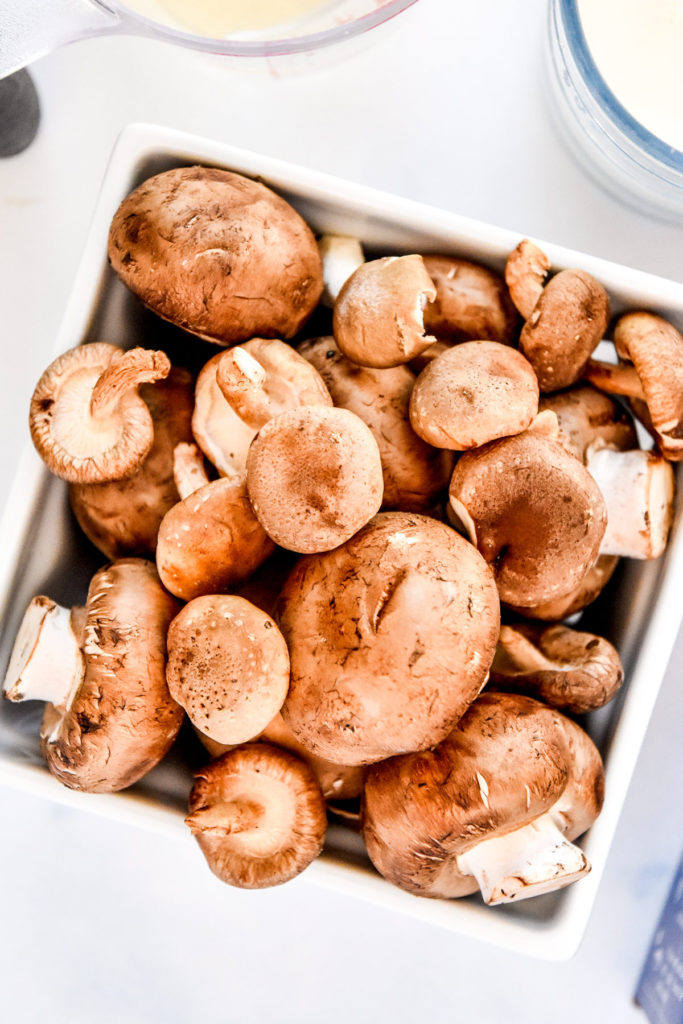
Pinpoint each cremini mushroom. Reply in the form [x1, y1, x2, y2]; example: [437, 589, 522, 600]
[490, 622, 623, 713]
[505, 555, 620, 622]
[192, 352, 257, 480]
[333, 255, 437, 368]
[2, 559, 183, 792]
[505, 240, 609, 391]
[299, 336, 452, 512]
[108, 166, 323, 346]
[155, 443, 275, 601]
[362, 692, 604, 904]
[449, 425, 607, 606]
[409, 341, 539, 450]
[422, 255, 518, 344]
[166, 595, 290, 746]
[69, 367, 194, 559]
[246, 406, 384, 553]
[317, 234, 365, 306]
[186, 743, 327, 888]
[277, 512, 500, 766]
[30, 343, 170, 484]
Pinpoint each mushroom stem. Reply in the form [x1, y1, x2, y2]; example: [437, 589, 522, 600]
[184, 799, 264, 837]
[586, 445, 675, 559]
[456, 812, 589, 905]
[216, 348, 270, 429]
[173, 442, 211, 499]
[583, 359, 646, 401]
[493, 625, 563, 675]
[2, 597, 84, 708]
[317, 234, 365, 306]
[89, 348, 171, 418]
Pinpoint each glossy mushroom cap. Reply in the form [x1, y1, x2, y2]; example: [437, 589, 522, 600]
[277, 512, 500, 766]
[422, 255, 518, 344]
[186, 743, 327, 888]
[362, 692, 604, 904]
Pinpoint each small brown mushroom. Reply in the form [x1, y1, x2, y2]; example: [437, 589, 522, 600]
[422, 255, 518, 344]
[192, 352, 257, 480]
[362, 692, 604, 904]
[30, 343, 170, 484]
[186, 743, 327, 888]
[504, 554, 620, 622]
[2, 559, 183, 792]
[166, 595, 290, 746]
[490, 622, 623, 712]
[333, 255, 437, 368]
[409, 341, 539, 450]
[246, 406, 384, 553]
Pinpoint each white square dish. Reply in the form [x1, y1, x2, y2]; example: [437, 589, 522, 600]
[1, 122, 682, 960]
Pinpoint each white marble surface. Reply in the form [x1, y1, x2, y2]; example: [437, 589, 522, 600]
[1, 1, 682, 1021]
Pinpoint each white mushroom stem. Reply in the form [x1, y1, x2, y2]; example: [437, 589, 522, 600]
[217, 348, 271, 429]
[3, 597, 84, 708]
[173, 442, 212, 499]
[587, 445, 675, 558]
[456, 812, 590, 905]
[89, 347, 171, 418]
[318, 234, 364, 306]
[185, 799, 263, 837]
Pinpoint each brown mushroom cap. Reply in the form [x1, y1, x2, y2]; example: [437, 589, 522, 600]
[30, 343, 170, 484]
[409, 341, 539, 450]
[505, 239, 550, 320]
[108, 166, 323, 346]
[449, 430, 607, 606]
[246, 405, 384, 554]
[362, 692, 604, 903]
[260, 713, 366, 801]
[490, 622, 624, 713]
[299, 336, 453, 512]
[186, 743, 327, 888]
[422, 255, 518, 344]
[539, 385, 637, 461]
[277, 512, 500, 766]
[166, 595, 290, 745]
[333, 255, 437, 368]
[69, 367, 195, 559]
[505, 554, 619, 621]
[192, 352, 257, 480]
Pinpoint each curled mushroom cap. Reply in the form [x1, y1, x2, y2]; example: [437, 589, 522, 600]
[490, 622, 623, 713]
[299, 337, 452, 512]
[166, 595, 290, 746]
[278, 512, 500, 766]
[30, 343, 170, 484]
[422, 255, 518, 344]
[362, 692, 604, 904]
[246, 406, 384, 554]
[192, 353, 257, 480]
[186, 743, 327, 889]
[333, 255, 437, 368]
[108, 166, 323, 346]
[449, 429, 607, 606]
[505, 554, 620, 622]
[409, 341, 539, 451]
[3, 559, 183, 792]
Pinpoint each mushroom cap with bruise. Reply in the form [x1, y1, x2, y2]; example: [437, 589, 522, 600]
[192, 353, 257, 480]
[277, 512, 500, 766]
[246, 406, 384, 554]
[539, 385, 637, 462]
[166, 595, 290, 745]
[108, 166, 323, 346]
[449, 430, 607, 607]
[520, 270, 609, 392]
[333, 255, 437, 368]
[186, 743, 327, 889]
[505, 554, 619, 622]
[299, 337, 453, 512]
[422, 255, 518, 344]
[361, 692, 604, 899]
[410, 342, 539, 451]
[41, 559, 183, 793]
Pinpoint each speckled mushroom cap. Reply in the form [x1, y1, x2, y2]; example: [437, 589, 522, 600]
[299, 337, 452, 512]
[333, 255, 437, 368]
[192, 353, 257, 480]
[277, 512, 500, 766]
[504, 554, 619, 622]
[421, 255, 518, 344]
[246, 405, 384, 554]
[539, 385, 637, 461]
[30, 343, 170, 484]
[490, 622, 624, 713]
[362, 692, 604, 903]
[166, 595, 290, 746]
[449, 430, 607, 607]
[186, 743, 327, 889]
[409, 341, 539, 450]
[108, 166, 323, 346]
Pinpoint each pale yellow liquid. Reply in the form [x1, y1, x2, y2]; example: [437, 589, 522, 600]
[125, 0, 327, 35]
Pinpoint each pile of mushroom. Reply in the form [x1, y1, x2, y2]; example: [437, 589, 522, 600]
[5, 165, 680, 903]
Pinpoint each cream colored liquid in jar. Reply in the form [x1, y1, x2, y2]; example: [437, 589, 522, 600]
[125, 0, 327, 35]
[578, 0, 683, 152]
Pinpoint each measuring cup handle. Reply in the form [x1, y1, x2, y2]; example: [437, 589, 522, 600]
[0, 0, 123, 80]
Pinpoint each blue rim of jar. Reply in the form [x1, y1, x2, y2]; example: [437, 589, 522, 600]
[559, 0, 683, 175]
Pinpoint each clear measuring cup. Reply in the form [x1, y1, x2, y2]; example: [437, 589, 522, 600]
[1, 0, 419, 79]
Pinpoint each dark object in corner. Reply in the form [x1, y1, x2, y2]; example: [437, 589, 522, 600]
[0, 69, 40, 157]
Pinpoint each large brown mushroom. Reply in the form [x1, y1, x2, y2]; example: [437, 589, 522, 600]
[2, 559, 183, 792]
